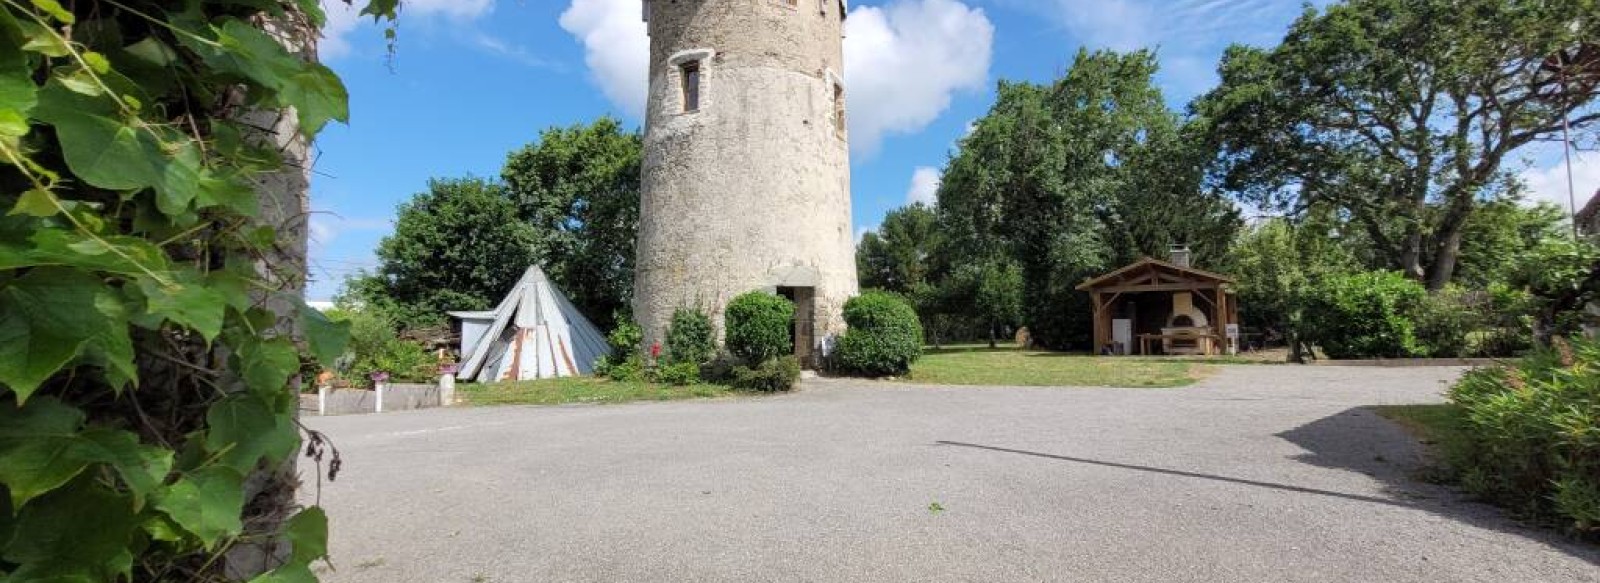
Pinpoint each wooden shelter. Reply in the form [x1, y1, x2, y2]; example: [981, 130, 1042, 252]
[1076, 256, 1239, 356]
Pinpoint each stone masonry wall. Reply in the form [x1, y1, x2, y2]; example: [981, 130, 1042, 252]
[635, 0, 857, 355]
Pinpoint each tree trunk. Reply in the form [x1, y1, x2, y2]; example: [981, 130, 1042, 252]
[222, 14, 316, 581]
[988, 322, 997, 349]
[1426, 227, 1463, 291]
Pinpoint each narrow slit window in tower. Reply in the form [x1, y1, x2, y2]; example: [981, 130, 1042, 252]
[681, 61, 701, 112]
[832, 83, 846, 136]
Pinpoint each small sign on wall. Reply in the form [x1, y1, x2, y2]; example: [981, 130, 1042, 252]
[1225, 324, 1240, 339]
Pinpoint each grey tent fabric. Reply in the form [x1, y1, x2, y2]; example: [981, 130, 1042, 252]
[452, 266, 608, 382]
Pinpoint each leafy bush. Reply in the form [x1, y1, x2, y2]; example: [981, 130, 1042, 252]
[1447, 338, 1600, 534]
[606, 319, 644, 361]
[655, 361, 702, 386]
[836, 291, 925, 376]
[1413, 286, 1485, 358]
[1305, 271, 1427, 359]
[665, 307, 716, 365]
[725, 292, 794, 364]
[330, 306, 435, 385]
[731, 356, 802, 392]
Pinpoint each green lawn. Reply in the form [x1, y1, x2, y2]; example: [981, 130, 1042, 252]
[457, 376, 734, 407]
[905, 345, 1216, 388]
[1370, 404, 1472, 461]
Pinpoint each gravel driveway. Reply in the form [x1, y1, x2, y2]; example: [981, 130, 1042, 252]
[301, 366, 1600, 583]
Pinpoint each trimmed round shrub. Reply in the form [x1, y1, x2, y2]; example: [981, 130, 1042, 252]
[731, 355, 801, 392]
[665, 307, 716, 365]
[724, 291, 794, 364]
[836, 291, 924, 376]
[1305, 271, 1427, 359]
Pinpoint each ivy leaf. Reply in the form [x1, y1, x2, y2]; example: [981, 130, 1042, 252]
[196, 170, 258, 216]
[284, 506, 329, 564]
[0, 11, 37, 141]
[298, 301, 349, 366]
[3, 478, 139, 583]
[0, 397, 92, 508]
[137, 271, 228, 342]
[16, 20, 69, 57]
[28, 0, 75, 25]
[0, 227, 172, 277]
[79, 428, 172, 511]
[155, 466, 244, 548]
[9, 189, 56, 217]
[248, 563, 317, 583]
[33, 80, 158, 191]
[0, 268, 131, 402]
[123, 37, 177, 66]
[204, 394, 298, 472]
[279, 64, 348, 136]
[236, 337, 301, 394]
[152, 137, 202, 217]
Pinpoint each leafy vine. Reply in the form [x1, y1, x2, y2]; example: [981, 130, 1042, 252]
[0, 1, 395, 581]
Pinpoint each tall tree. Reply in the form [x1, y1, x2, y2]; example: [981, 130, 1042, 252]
[939, 49, 1228, 348]
[1196, 0, 1600, 289]
[354, 178, 540, 328]
[502, 117, 642, 329]
[857, 203, 941, 294]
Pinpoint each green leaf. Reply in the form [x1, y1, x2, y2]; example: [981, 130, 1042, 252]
[152, 137, 202, 217]
[80, 51, 110, 74]
[0, 397, 91, 508]
[0, 227, 172, 277]
[79, 428, 172, 511]
[33, 80, 157, 191]
[17, 21, 68, 58]
[0, 13, 37, 141]
[137, 272, 228, 341]
[9, 189, 56, 217]
[196, 170, 258, 216]
[237, 337, 301, 394]
[204, 394, 298, 472]
[3, 478, 138, 582]
[284, 506, 329, 564]
[123, 37, 176, 66]
[28, 0, 75, 25]
[0, 268, 129, 402]
[298, 301, 350, 366]
[155, 466, 244, 547]
[280, 64, 348, 136]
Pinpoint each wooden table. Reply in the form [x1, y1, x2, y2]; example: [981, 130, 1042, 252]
[1138, 332, 1221, 356]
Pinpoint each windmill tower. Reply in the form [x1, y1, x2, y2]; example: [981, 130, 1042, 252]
[634, 0, 857, 365]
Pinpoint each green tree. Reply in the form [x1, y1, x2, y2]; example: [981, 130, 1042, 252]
[1196, 0, 1600, 289]
[353, 177, 540, 328]
[940, 49, 1227, 348]
[1510, 237, 1600, 344]
[502, 117, 642, 329]
[1227, 214, 1360, 362]
[857, 203, 941, 294]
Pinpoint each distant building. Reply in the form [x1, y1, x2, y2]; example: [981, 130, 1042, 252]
[1577, 189, 1600, 237]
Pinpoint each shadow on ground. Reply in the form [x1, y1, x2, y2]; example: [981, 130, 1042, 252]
[1278, 408, 1600, 565]
[938, 408, 1600, 567]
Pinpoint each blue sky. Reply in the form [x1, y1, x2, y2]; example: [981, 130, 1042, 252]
[305, 0, 1592, 301]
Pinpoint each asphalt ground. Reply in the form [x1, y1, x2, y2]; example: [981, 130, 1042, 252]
[301, 366, 1600, 583]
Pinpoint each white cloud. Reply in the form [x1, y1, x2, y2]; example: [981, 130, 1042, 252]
[1519, 151, 1600, 211]
[559, 0, 650, 119]
[319, 0, 496, 60]
[905, 166, 941, 206]
[308, 212, 392, 256]
[558, 0, 992, 147]
[844, 0, 994, 155]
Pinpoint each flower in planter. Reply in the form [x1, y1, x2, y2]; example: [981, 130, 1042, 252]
[370, 371, 390, 384]
[650, 341, 662, 360]
[439, 362, 460, 374]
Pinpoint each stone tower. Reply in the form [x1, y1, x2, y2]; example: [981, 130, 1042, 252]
[634, 0, 857, 364]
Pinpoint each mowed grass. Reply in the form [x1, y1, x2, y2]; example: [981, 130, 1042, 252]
[1370, 404, 1472, 461]
[906, 345, 1215, 388]
[457, 376, 734, 407]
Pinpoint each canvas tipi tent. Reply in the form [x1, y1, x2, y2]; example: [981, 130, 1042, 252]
[451, 266, 608, 382]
